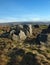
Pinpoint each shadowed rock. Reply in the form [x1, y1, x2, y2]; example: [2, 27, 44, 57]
[24, 36, 41, 45]
[41, 29, 47, 34]
[41, 25, 50, 34]
[34, 25, 39, 28]
[47, 25, 50, 33]
[0, 32, 10, 38]
[39, 34, 47, 43]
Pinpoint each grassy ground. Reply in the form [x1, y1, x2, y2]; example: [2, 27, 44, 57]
[0, 38, 50, 65]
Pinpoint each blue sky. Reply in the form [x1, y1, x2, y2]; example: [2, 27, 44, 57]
[0, 0, 50, 22]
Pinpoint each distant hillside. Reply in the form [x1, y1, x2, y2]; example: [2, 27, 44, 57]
[0, 21, 50, 26]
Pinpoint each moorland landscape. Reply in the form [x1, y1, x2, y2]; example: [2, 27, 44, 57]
[0, 22, 50, 65]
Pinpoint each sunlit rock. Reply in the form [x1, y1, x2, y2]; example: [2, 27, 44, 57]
[19, 30, 26, 41]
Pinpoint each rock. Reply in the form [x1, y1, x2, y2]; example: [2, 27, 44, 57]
[12, 34, 19, 42]
[10, 30, 15, 36]
[28, 24, 32, 36]
[19, 25, 23, 29]
[19, 30, 26, 41]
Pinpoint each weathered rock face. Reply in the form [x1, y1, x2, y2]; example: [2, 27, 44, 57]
[28, 24, 32, 36]
[12, 34, 19, 42]
[19, 30, 26, 41]
[18, 25, 23, 29]
[10, 24, 33, 41]
[23, 25, 29, 36]
[22, 24, 33, 37]
[10, 25, 27, 41]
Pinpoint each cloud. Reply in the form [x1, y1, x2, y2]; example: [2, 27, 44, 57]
[0, 17, 50, 23]
[0, 18, 18, 23]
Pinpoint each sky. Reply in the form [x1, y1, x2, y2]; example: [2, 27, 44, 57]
[0, 0, 50, 23]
